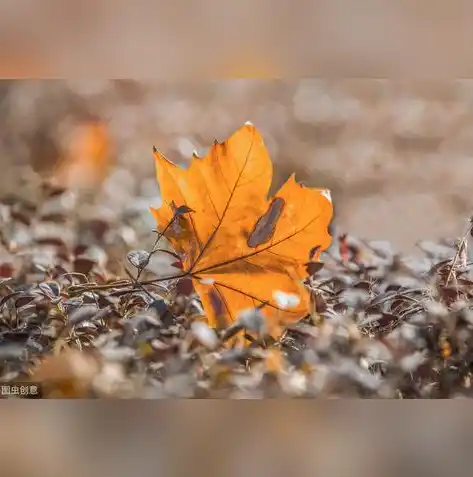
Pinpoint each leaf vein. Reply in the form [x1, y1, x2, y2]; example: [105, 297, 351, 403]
[194, 212, 322, 275]
[188, 129, 256, 273]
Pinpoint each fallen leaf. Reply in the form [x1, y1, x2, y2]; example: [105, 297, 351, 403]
[53, 121, 113, 191]
[31, 348, 100, 398]
[127, 250, 150, 269]
[151, 123, 332, 337]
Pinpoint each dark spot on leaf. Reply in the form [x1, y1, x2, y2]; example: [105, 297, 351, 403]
[208, 289, 224, 318]
[208, 289, 228, 329]
[247, 197, 285, 248]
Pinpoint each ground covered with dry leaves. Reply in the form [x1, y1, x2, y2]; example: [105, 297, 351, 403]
[1, 178, 473, 399]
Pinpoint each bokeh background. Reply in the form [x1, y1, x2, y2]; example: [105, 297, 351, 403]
[2, 79, 473, 251]
[2, 402, 473, 477]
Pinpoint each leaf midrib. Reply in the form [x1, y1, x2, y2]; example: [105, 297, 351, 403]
[188, 130, 256, 273]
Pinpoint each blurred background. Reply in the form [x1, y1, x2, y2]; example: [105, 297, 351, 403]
[2, 79, 473, 251]
[2, 402, 473, 477]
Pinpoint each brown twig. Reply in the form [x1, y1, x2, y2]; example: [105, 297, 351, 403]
[445, 221, 473, 287]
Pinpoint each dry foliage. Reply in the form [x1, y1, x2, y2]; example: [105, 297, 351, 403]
[0, 124, 473, 398]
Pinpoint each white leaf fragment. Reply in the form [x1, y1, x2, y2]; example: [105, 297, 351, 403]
[320, 189, 332, 203]
[273, 290, 301, 309]
[190, 321, 219, 349]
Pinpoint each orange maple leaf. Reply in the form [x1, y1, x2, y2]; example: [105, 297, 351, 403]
[53, 121, 113, 191]
[151, 123, 333, 337]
